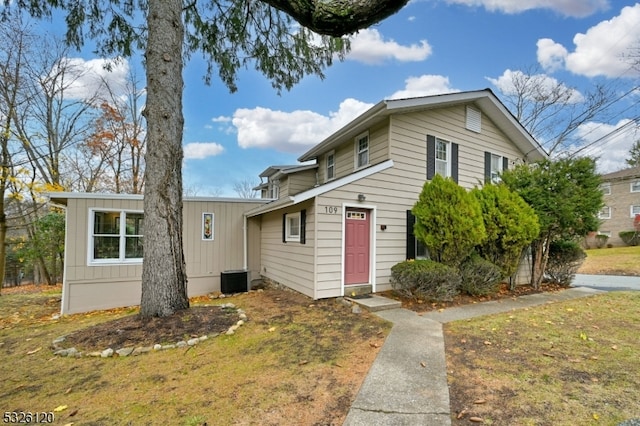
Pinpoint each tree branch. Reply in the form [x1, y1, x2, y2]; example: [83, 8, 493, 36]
[261, 0, 409, 36]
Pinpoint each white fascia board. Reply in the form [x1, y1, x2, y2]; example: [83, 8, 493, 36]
[46, 192, 269, 204]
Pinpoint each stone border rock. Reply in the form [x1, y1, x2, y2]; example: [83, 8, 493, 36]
[52, 302, 247, 358]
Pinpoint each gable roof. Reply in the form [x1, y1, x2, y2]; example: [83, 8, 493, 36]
[601, 166, 640, 181]
[257, 164, 318, 178]
[298, 89, 547, 163]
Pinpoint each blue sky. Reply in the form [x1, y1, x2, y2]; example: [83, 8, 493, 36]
[37, 1, 640, 196]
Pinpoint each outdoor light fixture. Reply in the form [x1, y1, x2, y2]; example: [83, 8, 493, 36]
[357, 193, 366, 202]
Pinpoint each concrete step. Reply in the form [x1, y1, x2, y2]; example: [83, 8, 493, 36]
[346, 294, 402, 312]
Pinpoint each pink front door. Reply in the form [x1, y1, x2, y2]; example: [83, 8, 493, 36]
[345, 208, 370, 285]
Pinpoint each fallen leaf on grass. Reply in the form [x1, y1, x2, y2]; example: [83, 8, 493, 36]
[420, 361, 426, 368]
[611, 345, 618, 350]
[298, 360, 308, 366]
[53, 405, 68, 412]
[469, 416, 484, 423]
[542, 352, 555, 358]
[268, 327, 276, 332]
[65, 388, 72, 394]
[483, 341, 492, 345]
[26, 347, 42, 355]
[369, 342, 380, 348]
[456, 409, 468, 419]
[473, 399, 486, 404]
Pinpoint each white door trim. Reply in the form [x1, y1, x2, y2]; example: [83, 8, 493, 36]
[341, 202, 377, 296]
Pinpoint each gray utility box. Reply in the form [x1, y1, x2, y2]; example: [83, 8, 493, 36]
[221, 270, 248, 294]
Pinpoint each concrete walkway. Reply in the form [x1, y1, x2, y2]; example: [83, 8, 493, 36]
[343, 286, 609, 425]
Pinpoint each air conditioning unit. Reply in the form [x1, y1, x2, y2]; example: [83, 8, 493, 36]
[221, 270, 248, 294]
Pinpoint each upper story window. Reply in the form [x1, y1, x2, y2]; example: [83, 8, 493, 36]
[631, 205, 640, 218]
[355, 132, 369, 169]
[631, 181, 640, 193]
[427, 135, 459, 183]
[326, 151, 335, 181]
[598, 206, 611, 219]
[600, 183, 611, 195]
[268, 180, 280, 199]
[90, 209, 143, 264]
[435, 138, 450, 177]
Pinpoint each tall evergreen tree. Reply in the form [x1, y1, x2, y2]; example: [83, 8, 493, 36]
[626, 139, 640, 167]
[3, 0, 409, 316]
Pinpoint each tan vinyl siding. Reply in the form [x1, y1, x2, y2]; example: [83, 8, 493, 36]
[288, 169, 317, 195]
[61, 197, 263, 314]
[389, 105, 524, 189]
[277, 177, 289, 198]
[259, 200, 316, 298]
[321, 121, 391, 183]
[315, 167, 424, 297]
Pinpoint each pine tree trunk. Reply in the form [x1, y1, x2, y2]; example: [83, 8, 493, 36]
[140, 0, 189, 318]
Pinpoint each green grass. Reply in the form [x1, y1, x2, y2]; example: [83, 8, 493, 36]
[579, 245, 640, 275]
[445, 291, 640, 425]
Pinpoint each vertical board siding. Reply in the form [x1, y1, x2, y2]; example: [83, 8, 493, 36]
[62, 197, 264, 313]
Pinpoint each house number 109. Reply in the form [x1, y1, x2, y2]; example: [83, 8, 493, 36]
[324, 206, 339, 214]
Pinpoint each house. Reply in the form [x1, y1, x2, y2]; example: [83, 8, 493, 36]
[50, 89, 547, 315]
[245, 89, 546, 300]
[596, 166, 640, 246]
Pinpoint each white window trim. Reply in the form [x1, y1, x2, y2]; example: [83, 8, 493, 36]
[354, 132, 370, 170]
[88, 208, 144, 266]
[285, 212, 301, 242]
[601, 183, 611, 195]
[490, 153, 504, 184]
[598, 206, 611, 219]
[631, 205, 640, 218]
[435, 137, 451, 178]
[631, 181, 640, 193]
[268, 180, 280, 199]
[326, 150, 335, 182]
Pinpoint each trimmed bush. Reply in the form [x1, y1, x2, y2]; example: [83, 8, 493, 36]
[459, 255, 503, 296]
[545, 240, 586, 287]
[390, 259, 460, 302]
[619, 231, 639, 246]
[412, 174, 486, 268]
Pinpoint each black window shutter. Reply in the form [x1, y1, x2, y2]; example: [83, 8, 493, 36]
[426, 135, 435, 180]
[282, 214, 286, 243]
[484, 151, 492, 184]
[503, 156, 509, 172]
[406, 210, 416, 260]
[451, 142, 459, 184]
[300, 209, 306, 245]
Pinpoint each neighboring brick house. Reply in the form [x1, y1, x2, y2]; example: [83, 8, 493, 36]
[596, 166, 640, 246]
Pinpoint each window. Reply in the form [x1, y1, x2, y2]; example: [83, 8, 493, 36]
[427, 135, 458, 183]
[90, 210, 143, 264]
[598, 206, 611, 219]
[631, 205, 640, 218]
[268, 180, 279, 199]
[355, 133, 369, 168]
[631, 181, 640, 193]
[598, 231, 611, 237]
[283, 210, 306, 244]
[435, 138, 450, 177]
[406, 210, 428, 260]
[326, 151, 335, 181]
[600, 183, 611, 195]
[484, 152, 509, 184]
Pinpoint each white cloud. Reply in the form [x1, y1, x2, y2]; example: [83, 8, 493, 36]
[50, 57, 130, 102]
[184, 142, 225, 159]
[536, 38, 568, 73]
[443, 0, 609, 18]
[347, 29, 432, 65]
[571, 119, 639, 173]
[212, 116, 231, 123]
[537, 4, 640, 78]
[232, 98, 374, 153]
[487, 69, 584, 103]
[389, 75, 459, 99]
